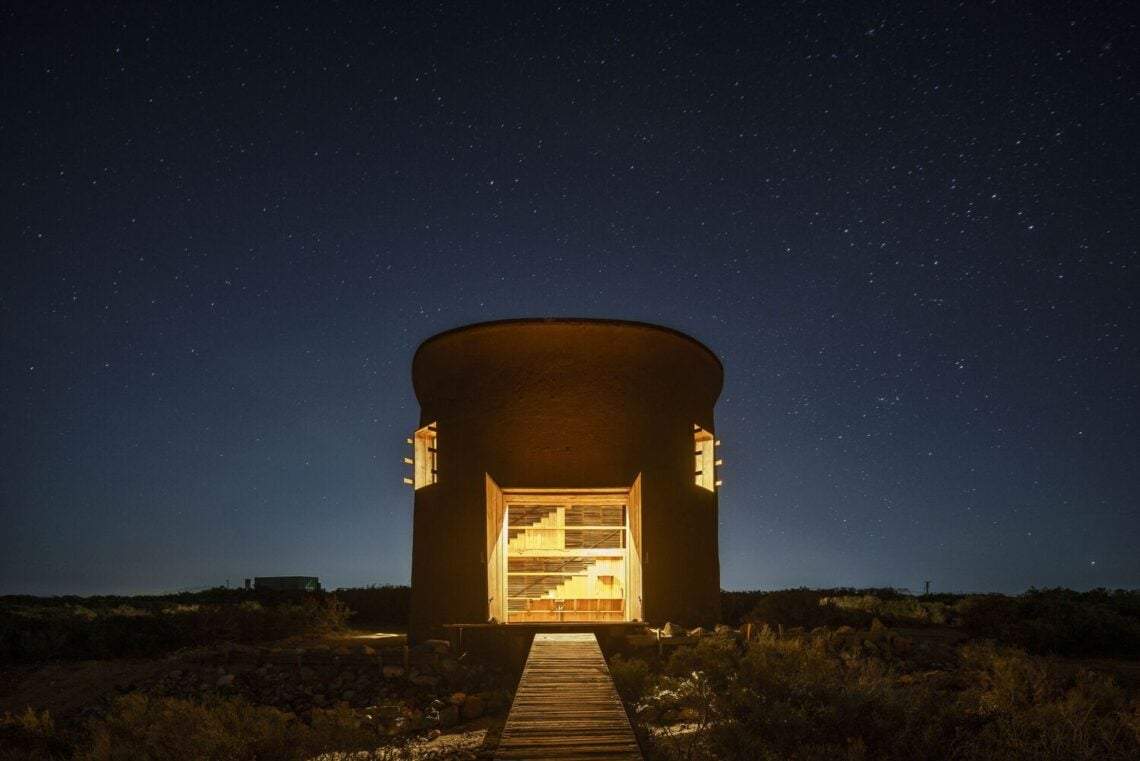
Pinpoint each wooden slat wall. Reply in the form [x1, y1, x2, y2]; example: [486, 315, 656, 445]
[495, 633, 644, 760]
[502, 493, 632, 624]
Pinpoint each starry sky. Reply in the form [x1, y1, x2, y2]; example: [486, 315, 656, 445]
[2, 2, 1137, 596]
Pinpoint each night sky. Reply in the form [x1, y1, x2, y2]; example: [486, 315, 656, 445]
[2, 2, 1137, 597]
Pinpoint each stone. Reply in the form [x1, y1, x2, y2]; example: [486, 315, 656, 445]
[439, 705, 459, 727]
[423, 638, 452, 654]
[714, 624, 736, 636]
[376, 703, 403, 720]
[460, 694, 484, 720]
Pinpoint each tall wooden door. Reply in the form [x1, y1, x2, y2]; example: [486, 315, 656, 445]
[485, 475, 506, 623]
[628, 474, 643, 622]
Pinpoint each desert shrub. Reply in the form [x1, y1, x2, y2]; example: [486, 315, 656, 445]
[721, 588, 911, 627]
[957, 642, 1140, 760]
[825, 594, 955, 625]
[609, 654, 652, 703]
[721, 587, 1140, 659]
[638, 627, 1140, 760]
[332, 585, 411, 626]
[742, 589, 870, 630]
[179, 596, 351, 643]
[958, 591, 1140, 657]
[79, 693, 407, 761]
[720, 590, 767, 627]
[0, 708, 70, 760]
[664, 635, 741, 688]
[80, 693, 303, 760]
[0, 595, 351, 662]
[306, 703, 399, 756]
[725, 634, 960, 760]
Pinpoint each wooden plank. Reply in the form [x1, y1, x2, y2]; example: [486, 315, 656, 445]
[627, 475, 642, 621]
[504, 494, 630, 505]
[509, 548, 625, 558]
[487, 475, 506, 623]
[504, 488, 630, 496]
[496, 633, 643, 760]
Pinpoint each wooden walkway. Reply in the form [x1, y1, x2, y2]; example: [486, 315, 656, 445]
[495, 633, 644, 760]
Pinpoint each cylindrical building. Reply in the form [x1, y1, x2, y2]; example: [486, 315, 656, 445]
[407, 319, 723, 642]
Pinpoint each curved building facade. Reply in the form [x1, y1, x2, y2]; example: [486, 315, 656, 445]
[407, 319, 723, 641]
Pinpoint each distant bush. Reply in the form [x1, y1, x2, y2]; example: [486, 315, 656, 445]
[721, 587, 909, 628]
[0, 583, 414, 662]
[958, 589, 1140, 658]
[0, 594, 350, 662]
[740, 589, 870, 630]
[724, 588, 1140, 658]
[332, 585, 411, 626]
[824, 594, 955, 625]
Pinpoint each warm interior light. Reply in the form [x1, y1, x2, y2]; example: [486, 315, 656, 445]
[504, 498, 628, 623]
[348, 631, 402, 640]
[694, 425, 717, 491]
[412, 423, 438, 489]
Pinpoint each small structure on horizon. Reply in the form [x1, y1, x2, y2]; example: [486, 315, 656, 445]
[253, 576, 321, 591]
[406, 318, 723, 642]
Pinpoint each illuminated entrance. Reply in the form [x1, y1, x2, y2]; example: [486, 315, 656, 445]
[485, 478, 643, 624]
